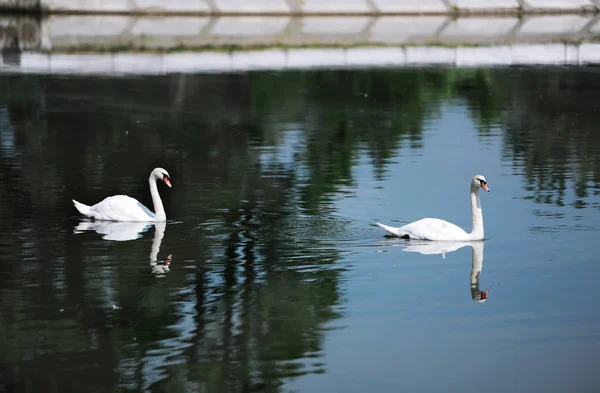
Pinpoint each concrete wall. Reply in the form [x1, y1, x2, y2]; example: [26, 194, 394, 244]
[0, 0, 599, 14]
[4, 43, 600, 75]
[29, 14, 600, 51]
[1, 14, 600, 74]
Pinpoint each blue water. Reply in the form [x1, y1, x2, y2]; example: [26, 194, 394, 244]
[290, 103, 600, 393]
[0, 68, 599, 393]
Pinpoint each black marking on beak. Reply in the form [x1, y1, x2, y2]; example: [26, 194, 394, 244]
[479, 179, 490, 191]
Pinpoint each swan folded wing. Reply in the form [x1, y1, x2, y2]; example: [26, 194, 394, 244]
[399, 218, 470, 241]
[90, 195, 155, 222]
[135, 201, 156, 220]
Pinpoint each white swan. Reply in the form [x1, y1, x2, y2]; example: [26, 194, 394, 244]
[72, 167, 172, 222]
[377, 175, 490, 241]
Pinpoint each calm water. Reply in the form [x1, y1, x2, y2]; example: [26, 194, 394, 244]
[1, 68, 599, 393]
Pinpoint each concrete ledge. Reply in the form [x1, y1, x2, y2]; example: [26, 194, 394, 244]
[3, 14, 600, 53]
[524, 0, 596, 11]
[448, 0, 521, 11]
[405, 46, 456, 64]
[1, 0, 599, 15]
[0, 13, 599, 76]
[456, 46, 512, 66]
[372, 0, 448, 13]
[5, 43, 600, 75]
[440, 18, 520, 43]
[27, 14, 600, 52]
[1, 4, 597, 75]
[516, 14, 592, 39]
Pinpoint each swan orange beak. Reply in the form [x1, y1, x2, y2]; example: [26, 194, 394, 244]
[481, 182, 490, 192]
[163, 177, 172, 188]
[481, 290, 489, 300]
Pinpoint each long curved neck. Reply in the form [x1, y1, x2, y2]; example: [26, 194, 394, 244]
[469, 187, 484, 240]
[149, 176, 166, 221]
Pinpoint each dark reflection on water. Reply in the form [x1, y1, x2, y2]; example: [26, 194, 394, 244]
[453, 69, 600, 210]
[0, 67, 599, 392]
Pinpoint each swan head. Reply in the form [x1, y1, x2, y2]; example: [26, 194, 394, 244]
[152, 167, 172, 188]
[472, 175, 490, 192]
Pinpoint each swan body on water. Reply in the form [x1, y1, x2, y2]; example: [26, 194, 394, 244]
[377, 175, 490, 241]
[72, 167, 172, 222]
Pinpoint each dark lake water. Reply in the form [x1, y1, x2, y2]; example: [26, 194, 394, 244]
[1, 67, 599, 393]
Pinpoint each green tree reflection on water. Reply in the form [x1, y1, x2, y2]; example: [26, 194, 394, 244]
[0, 67, 598, 392]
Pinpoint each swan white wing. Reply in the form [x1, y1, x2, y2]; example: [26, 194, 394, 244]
[89, 195, 155, 222]
[399, 218, 470, 241]
[378, 218, 470, 241]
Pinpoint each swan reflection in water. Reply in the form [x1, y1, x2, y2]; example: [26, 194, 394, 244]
[402, 241, 489, 303]
[148, 222, 171, 277]
[73, 220, 172, 277]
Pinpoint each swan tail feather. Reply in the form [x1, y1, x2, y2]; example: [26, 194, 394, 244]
[73, 199, 92, 217]
[376, 222, 405, 237]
